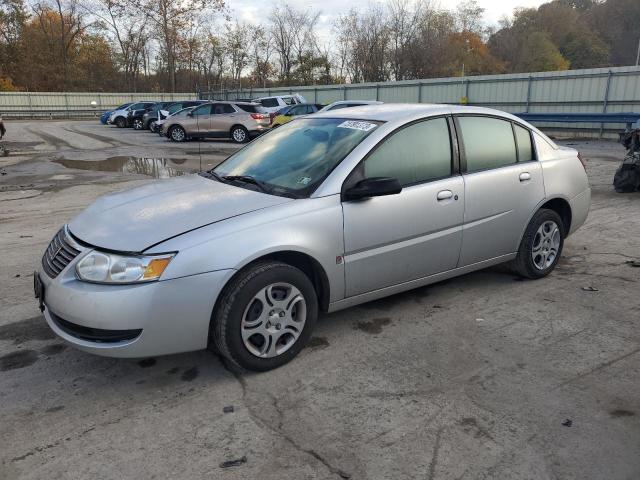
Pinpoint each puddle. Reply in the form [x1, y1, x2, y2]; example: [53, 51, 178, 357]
[53, 156, 194, 178]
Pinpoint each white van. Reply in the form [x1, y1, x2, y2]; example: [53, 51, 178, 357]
[253, 94, 307, 113]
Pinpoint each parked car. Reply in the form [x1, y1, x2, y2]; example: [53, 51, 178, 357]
[144, 100, 206, 131]
[129, 103, 163, 130]
[134, 101, 174, 130]
[100, 103, 131, 125]
[161, 101, 270, 143]
[270, 103, 324, 128]
[318, 100, 382, 112]
[253, 94, 307, 113]
[153, 106, 197, 134]
[108, 102, 156, 128]
[35, 104, 590, 371]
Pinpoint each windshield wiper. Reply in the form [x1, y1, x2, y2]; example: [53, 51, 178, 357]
[222, 175, 273, 194]
[200, 170, 224, 182]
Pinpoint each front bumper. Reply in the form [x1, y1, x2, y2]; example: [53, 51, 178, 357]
[38, 262, 234, 358]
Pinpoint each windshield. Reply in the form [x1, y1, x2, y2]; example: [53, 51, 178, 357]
[213, 118, 381, 197]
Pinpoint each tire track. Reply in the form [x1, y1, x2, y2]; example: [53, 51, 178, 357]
[64, 126, 137, 147]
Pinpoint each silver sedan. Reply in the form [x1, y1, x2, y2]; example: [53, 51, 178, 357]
[35, 104, 591, 371]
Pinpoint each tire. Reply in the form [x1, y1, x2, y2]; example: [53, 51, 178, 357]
[512, 209, 565, 279]
[133, 118, 143, 130]
[231, 125, 249, 144]
[211, 261, 318, 371]
[115, 117, 126, 128]
[169, 125, 186, 142]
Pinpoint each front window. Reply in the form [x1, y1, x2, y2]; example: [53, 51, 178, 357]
[213, 118, 381, 197]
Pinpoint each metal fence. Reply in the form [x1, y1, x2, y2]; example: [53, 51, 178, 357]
[0, 92, 197, 119]
[202, 66, 640, 137]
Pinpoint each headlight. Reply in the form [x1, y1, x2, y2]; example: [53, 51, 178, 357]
[76, 251, 175, 284]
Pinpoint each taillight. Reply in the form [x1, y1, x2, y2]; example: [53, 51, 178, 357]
[577, 152, 587, 170]
[251, 113, 268, 120]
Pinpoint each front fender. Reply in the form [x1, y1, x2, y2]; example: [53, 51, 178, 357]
[147, 195, 346, 303]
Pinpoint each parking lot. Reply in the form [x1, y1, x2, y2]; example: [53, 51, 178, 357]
[1, 120, 639, 479]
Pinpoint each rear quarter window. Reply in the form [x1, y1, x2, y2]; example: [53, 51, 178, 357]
[514, 124, 535, 162]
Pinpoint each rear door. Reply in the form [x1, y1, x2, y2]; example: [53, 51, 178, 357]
[342, 117, 464, 296]
[456, 116, 545, 266]
[209, 103, 237, 137]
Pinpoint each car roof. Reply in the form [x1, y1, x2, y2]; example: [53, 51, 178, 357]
[311, 103, 524, 123]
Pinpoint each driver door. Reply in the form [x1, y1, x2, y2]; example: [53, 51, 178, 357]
[342, 117, 464, 297]
[185, 104, 212, 135]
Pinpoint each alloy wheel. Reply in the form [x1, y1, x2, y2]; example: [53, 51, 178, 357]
[531, 220, 561, 270]
[133, 119, 143, 130]
[171, 127, 185, 142]
[232, 128, 247, 143]
[240, 282, 307, 358]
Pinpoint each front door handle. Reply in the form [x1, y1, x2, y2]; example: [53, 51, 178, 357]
[437, 190, 453, 201]
[519, 172, 531, 182]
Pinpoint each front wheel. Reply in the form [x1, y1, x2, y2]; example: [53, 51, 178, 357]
[211, 261, 318, 371]
[231, 125, 249, 144]
[512, 209, 564, 279]
[169, 125, 186, 142]
[133, 118, 143, 130]
[115, 117, 126, 128]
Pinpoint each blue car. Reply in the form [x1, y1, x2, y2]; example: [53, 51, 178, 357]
[100, 103, 132, 124]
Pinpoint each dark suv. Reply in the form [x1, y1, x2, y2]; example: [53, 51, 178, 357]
[134, 102, 175, 130]
[126, 102, 159, 129]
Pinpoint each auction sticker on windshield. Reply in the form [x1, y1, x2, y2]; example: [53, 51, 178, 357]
[337, 121, 378, 132]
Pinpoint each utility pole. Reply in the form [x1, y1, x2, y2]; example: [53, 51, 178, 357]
[636, 37, 640, 66]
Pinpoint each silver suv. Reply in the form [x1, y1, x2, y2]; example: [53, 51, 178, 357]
[36, 104, 590, 371]
[161, 101, 270, 143]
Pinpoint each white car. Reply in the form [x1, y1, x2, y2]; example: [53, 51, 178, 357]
[254, 94, 307, 113]
[318, 100, 383, 112]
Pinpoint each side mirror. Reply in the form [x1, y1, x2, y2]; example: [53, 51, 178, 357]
[187, 112, 194, 117]
[343, 177, 402, 201]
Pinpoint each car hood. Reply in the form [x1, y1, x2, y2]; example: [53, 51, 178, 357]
[69, 174, 293, 252]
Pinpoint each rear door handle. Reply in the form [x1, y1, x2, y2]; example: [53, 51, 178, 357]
[519, 172, 531, 182]
[437, 190, 453, 201]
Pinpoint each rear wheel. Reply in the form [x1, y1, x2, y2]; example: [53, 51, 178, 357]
[115, 117, 126, 128]
[231, 125, 249, 144]
[512, 209, 564, 279]
[211, 261, 318, 371]
[169, 125, 186, 142]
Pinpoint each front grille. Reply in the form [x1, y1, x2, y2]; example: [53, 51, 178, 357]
[50, 311, 142, 343]
[42, 228, 81, 278]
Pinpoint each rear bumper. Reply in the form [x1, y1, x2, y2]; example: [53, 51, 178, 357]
[568, 187, 591, 235]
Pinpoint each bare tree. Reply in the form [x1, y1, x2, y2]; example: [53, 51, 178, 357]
[85, 0, 149, 91]
[224, 20, 249, 89]
[134, 0, 224, 92]
[32, 0, 86, 89]
[388, 0, 425, 80]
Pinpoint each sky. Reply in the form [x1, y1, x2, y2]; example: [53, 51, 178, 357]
[227, 0, 549, 44]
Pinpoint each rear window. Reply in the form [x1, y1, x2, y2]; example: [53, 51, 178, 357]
[235, 104, 263, 113]
[167, 103, 184, 114]
[260, 98, 279, 108]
